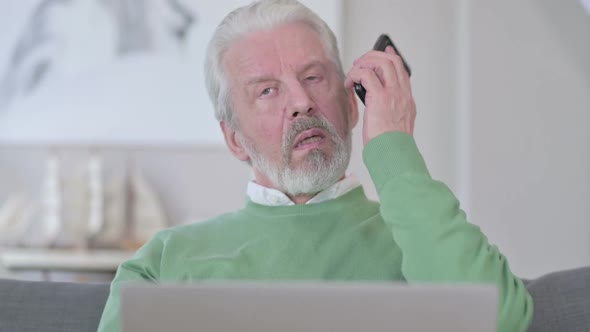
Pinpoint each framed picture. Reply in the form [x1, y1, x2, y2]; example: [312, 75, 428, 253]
[0, 0, 343, 146]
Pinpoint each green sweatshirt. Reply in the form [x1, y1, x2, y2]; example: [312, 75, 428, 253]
[97, 132, 533, 332]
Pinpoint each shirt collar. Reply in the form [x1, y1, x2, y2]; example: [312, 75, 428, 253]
[246, 174, 361, 206]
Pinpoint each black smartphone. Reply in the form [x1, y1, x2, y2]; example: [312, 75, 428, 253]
[354, 34, 411, 105]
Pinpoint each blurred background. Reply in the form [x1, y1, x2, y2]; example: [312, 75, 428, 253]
[0, 0, 588, 281]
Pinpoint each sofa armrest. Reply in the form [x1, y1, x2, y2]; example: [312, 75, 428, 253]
[0, 278, 109, 332]
[527, 266, 590, 332]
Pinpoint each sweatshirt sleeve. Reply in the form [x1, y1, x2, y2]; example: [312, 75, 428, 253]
[363, 131, 533, 332]
[96, 231, 170, 332]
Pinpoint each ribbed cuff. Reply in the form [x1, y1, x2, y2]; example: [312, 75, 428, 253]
[362, 132, 430, 192]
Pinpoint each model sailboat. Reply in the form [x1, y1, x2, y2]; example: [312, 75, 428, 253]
[0, 153, 169, 250]
[91, 162, 170, 250]
[0, 194, 32, 247]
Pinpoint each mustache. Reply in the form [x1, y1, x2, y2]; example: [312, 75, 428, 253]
[283, 116, 336, 149]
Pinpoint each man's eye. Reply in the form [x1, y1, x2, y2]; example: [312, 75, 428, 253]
[306, 76, 319, 81]
[260, 87, 275, 96]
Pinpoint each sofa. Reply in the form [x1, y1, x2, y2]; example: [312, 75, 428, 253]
[0, 267, 589, 332]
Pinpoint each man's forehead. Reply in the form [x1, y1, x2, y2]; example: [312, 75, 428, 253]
[222, 23, 331, 81]
[243, 60, 328, 85]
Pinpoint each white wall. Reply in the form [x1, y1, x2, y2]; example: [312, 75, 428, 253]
[469, 0, 590, 278]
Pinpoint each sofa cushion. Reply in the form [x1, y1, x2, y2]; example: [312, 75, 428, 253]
[0, 278, 109, 332]
[526, 266, 590, 331]
[2, 267, 590, 332]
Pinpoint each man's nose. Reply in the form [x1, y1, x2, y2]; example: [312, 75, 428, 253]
[288, 82, 315, 119]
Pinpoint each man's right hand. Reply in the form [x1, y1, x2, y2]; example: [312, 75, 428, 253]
[345, 46, 417, 146]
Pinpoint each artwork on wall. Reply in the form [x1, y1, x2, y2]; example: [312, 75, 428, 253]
[0, 0, 343, 146]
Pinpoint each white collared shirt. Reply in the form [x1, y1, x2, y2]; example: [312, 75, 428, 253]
[246, 175, 361, 206]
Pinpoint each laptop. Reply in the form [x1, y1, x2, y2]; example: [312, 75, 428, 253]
[121, 282, 497, 332]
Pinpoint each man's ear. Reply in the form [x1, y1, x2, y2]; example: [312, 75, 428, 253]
[220, 121, 250, 162]
[348, 87, 359, 129]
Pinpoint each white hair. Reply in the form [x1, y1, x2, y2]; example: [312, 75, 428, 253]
[204, 0, 343, 128]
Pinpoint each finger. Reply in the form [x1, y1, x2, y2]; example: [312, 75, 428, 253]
[344, 73, 356, 89]
[359, 48, 411, 92]
[354, 56, 400, 90]
[344, 56, 369, 88]
[384, 46, 411, 91]
[355, 47, 409, 90]
[346, 66, 385, 101]
[345, 58, 389, 88]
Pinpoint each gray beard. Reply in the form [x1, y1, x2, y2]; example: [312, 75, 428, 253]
[239, 115, 351, 196]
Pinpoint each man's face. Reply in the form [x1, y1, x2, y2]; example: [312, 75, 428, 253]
[221, 22, 358, 195]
